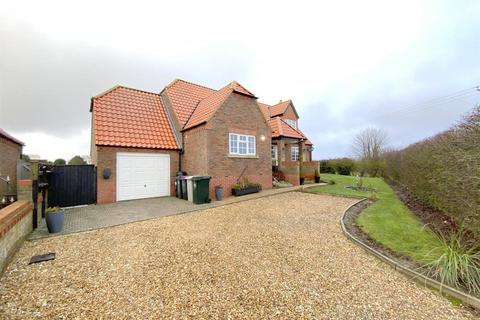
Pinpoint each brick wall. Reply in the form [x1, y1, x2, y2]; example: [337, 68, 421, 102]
[0, 136, 22, 197]
[95, 146, 180, 204]
[0, 200, 33, 274]
[182, 125, 208, 175]
[301, 161, 320, 180]
[281, 161, 300, 185]
[280, 104, 298, 122]
[199, 93, 272, 199]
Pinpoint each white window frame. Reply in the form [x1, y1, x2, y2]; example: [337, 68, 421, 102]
[229, 133, 256, 156]
[284, 118, 297, 129]
[291, 146, 299, 161]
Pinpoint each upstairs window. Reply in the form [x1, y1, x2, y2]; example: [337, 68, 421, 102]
[291, 146, 299, 161]
[284, 119, 297, 129]
[229, 133, 256, 156]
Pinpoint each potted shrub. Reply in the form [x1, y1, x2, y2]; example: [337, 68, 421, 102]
[45, 206, 65, 233]
[299, 171, 306, 185]
[314, 169, 321, 183]
[215, 185, 224, 201]
[232, 178, 262, 196]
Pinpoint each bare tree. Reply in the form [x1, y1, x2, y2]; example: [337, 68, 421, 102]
[352, 128, 388, 176]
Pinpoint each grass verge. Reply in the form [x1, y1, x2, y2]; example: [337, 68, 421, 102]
[307, 173, 443, 263]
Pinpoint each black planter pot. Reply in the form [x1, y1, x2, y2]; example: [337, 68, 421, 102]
[215, 186, 224, 201]
[315, 176, 321, 183]
[300, 178, 305, 185]
[46, 210, 65, 233]
[232, 185, 261, 196]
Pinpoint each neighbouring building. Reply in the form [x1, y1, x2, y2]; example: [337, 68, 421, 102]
[0, 129, 24, 199]
[90, 79, 318, 204]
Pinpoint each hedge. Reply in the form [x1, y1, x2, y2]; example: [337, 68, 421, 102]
[383, 106, 480, 236]
[320, 158, 355, 176]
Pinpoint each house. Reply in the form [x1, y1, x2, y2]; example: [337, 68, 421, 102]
[90, 80, 317, 204]
[0, 128, 24, 200]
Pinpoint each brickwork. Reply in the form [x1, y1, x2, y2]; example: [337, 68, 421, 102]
[0, 200, 33, 274]
[301, 161, 320, 180]
[95, 146, 180, 204]
[0, 135, 22, 197]
[281, 161, 300, 185]
[280, 105, 298, 122]
[203, 93, 272, 198]
[181, 125, 208, 175]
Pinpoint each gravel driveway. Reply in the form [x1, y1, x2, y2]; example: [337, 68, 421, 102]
[0, 192, 475, 319]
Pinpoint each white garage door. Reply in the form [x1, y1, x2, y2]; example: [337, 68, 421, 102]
[116, 152, 170, 201]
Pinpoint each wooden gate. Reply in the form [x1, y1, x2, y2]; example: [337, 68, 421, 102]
[48, 165, 96, 207]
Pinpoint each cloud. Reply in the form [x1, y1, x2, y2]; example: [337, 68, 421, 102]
[1, 0, 479, 161]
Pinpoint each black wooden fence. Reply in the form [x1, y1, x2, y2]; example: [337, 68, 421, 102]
[48, 165, 96, 207]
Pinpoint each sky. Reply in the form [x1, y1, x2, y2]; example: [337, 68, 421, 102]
[0, 0, 479, 161]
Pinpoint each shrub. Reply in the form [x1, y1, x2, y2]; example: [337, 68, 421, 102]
[273, 171, 285, 181]
[232, 177, 261, 190]
[46, 207, 61, 214]
[382, 106, 480, 236]
[68, 156, 87, 165]
[320, 160, 335, 174]
[54, 158, 66, 166]
[422, 231, 480, 294]
[320, 158, 355, 175]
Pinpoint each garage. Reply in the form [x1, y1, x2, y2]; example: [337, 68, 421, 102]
[116, 152, 170, 201]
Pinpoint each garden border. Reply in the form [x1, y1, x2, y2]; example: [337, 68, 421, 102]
[340, 198, 480, 310]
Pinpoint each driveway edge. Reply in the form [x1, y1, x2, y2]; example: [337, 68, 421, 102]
[340, 198, 480, 310]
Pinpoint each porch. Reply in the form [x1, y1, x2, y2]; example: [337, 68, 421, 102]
[271, 138, 319, 185]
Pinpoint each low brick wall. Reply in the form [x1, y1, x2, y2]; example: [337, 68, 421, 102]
[280, 161, 300, 186]
[0, 200, 33, 274]
[301, 161, 320, 180]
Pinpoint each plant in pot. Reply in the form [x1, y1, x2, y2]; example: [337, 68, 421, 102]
[45, 206, 65, 233]
[299, 170, 306, 185]
[232, 178, 262, 196]
[314, 169, 321, 183]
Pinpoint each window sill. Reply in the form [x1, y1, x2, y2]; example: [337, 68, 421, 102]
[228, 154, 259, 159]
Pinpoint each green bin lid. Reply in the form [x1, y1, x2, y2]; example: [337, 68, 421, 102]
[191, 175, 211, 181]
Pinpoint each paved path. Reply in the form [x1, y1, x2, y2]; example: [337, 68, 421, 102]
[1, 192, 474, 319]
[29, 184, 323, 240]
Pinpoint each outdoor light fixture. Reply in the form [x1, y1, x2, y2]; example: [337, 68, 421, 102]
[260, 135, 266, 141]
[103, 168, 111, 179]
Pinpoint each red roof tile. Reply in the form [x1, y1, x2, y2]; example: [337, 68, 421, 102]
[269, 100, 291, 117]
[268, 117, 313, 144]
[163, 79, 215, 127]
[92, 86, 179, 149]
[269, 117, 304, 139]
[258, 102, 271, 120]
[0, 128, 24, 146]
[183, 81, 256, 130]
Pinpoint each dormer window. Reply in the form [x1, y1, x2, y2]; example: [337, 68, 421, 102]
[284, 119, 297, 129]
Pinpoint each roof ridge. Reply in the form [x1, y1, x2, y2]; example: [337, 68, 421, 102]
[183, 84, 234, 130]
[0, 128, 25, 146]
[272, 99, 292, 107]
[227, 80, 256, 97]
[166, 78, 216, 91]
[92, 85, 160, 100]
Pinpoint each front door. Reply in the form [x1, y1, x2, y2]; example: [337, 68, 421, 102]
[271, 145, 278, 166]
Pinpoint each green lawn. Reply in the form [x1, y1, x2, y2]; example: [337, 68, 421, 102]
[307, 173, 443, 263]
